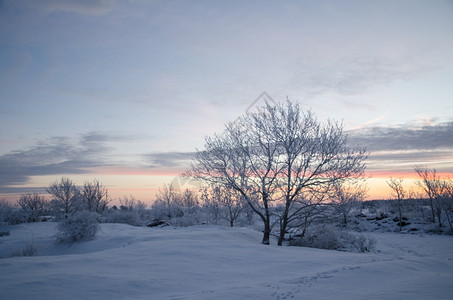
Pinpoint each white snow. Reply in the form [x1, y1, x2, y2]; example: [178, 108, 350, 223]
[1, 223, 452, 299]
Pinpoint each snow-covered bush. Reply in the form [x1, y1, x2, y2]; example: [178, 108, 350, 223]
[348, 233, 376, 253]
[56, 211, 100, 242]
[11, 243, 38, 257]
[289, 224, 376, 252]
[0, 199, 29, 225]
[104, 196, 151, 226]
[105, 209, 144, 226]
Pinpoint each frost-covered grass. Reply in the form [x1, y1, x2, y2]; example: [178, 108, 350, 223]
[0, 222, 452, 299]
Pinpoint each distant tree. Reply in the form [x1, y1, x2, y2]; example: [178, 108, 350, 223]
[387, 177, 407, 231]
[18, 193, 48, 222]
[180, 188, 199, 214]
[119, 195, 147, 214]
[331, 180, 367, 226]
[188, 100, 367, 245]
[200, 186, 221, 224]
[414, 166, 443, 227]
[81, 179, 111, 214]
[105, 195, 148, 226]
[153, 183, 183, 219]
[0, 199, 12, 223]
[46, 177, 80, 219]
[440, 179, 453, 231]
[0, 198, 28, 224]
[202, 184, 244, 227]
[119, 195, 137, 211]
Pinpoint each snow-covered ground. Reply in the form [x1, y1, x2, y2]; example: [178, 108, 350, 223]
[1, 223, 452, 299]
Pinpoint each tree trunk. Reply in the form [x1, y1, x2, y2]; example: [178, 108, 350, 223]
[437, 211, 442, 228]
[262, 219, 270, 245]
[277, 217, 287, 246]
[262, 200, 271, 245]
[278, 198, 291, 246]
[429, 197, 435, 223]
[445, 210, 453, 232]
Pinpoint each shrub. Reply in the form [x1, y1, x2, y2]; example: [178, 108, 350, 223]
[56, 211, 100, 242]
[104, 210, 142, 226]
[0, 200, 29, 225]
[348, 233, 376, 253]
[289, 224, 376, 253]
[11, 243, 38, 257]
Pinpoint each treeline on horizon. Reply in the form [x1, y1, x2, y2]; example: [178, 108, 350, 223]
[1, 165, 452, 236]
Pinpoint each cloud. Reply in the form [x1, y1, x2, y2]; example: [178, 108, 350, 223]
[0, 132, 134, 191]
[143, 119, 453, 173]
[348, 120, 453, 173]
[7, 0, 116, 16]
[347, 120, 453, 152]
[80, 131, 135, 147]
[144, 152, 196, 169]
[292, 56, 427, 99]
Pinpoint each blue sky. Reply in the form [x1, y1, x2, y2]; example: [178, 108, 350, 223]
[1, 0, 453, 202]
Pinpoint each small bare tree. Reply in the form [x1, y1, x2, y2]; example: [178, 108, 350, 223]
[81, 179, 110, 214]
[200, 186, 221, 224]
[440, 179, 453, 231]
[387, 177, 406, 231]
[202, 184, 244, 227]
[414, 166, 443, 227]
[18, 193, 48, 222]
[181, 188, 199, 214]
[119, 195, 137, 211]
[46, 177, 80, 219]
[153, 183, 183, 219]
[415, 166, 438, 223]
[331, 180, 367, 226]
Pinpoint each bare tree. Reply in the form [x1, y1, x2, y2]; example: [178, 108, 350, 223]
[200, 186, 221, 224]
[188, 104, 283, 244]
[119, 195, 137, 211]
[153, 183, 183, 219]
[414, 166, 444, 227]
[387, 177, 407, 231]
[81, 179, 111, 213]
[46, 177, 80, 219]
[273, 102, 367, 245]
[18, 193, 48, 222]
[440, 179, 453, 231]
[285, 191, 330, 239]
[181, 188, 199, 214]
[331, 180, 367, 226]
[188, 100, 367, 245]
[203, 184, 244, 227]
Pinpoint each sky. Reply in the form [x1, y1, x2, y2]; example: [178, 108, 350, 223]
[1, 0, 452, 203]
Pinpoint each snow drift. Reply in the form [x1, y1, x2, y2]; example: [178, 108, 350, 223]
[1, 223, 452, 299]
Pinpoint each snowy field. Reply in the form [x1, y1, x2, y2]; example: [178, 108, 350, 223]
[1, 223, 452, 300]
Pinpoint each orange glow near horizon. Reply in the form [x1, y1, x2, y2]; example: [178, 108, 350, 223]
[2, 168, 452, 205]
